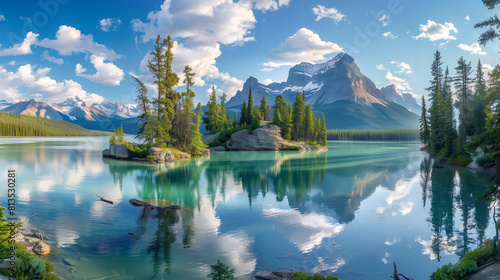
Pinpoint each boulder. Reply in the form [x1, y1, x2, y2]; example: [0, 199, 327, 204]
[227, 123, 282, 151]
[210, 146, 226, 152]
[254, 271, 295, 280]
[203, 149, 211, 156]
[109, 144, 130, 159]
[176, 150, 191, 159]
[13, 230, 51, 256]
[102, 148, 111, 157]
[202, 132, 220, 146]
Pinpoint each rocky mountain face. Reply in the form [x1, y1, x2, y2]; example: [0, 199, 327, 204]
[380, 85, 421, 113]
[226, 53, 419, 129]
[1, 99, 64, 121]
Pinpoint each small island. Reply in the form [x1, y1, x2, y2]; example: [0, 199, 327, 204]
[103, 35, 327, 163]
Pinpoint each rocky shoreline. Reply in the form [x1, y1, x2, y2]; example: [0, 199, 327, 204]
[103, 144, 210, 163]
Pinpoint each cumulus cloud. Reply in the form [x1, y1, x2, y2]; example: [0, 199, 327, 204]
[41, 50, 64, 64]
[132, 0, 276, 97]
[37, 25, 121, 60]
[465, 15, 470, 21]
[98, 18, 122, 32]
[391, 61, 412, 74]
[385, 72, 411, 91]
[260, 67, 274, 72]
[382, 31, 397, 39]
[75, 55, 124, 86]
[376, 64, 385, 70]
[263, 28, 343, 68]
[457, 43, 486, 55]
[483, 63, 494, 73]
[0, 32, 38, 56]
[312, 5, 346, 23]
[414, 20, 458, 41]
[0, 14, 5, 21]
[0, 64, 103, 104]
[241, 0, 290, 11]
[379, 14, 390, 27]
[261, 78, 275, 85]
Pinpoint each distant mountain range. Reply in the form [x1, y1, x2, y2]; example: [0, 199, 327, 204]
[1, 96, 140, 134]
[1, 53, 420, 132]
[226, 53, 420, 129]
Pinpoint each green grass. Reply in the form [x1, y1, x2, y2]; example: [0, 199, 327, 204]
[293, 271, 338, 280]
[447, 154, 473, 166]
[327, 128, 419, 141]
[0, 112, 110, 137]
[209, 124, 253, 147]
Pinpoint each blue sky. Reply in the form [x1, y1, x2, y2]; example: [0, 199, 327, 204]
[0, 0, 497, 106]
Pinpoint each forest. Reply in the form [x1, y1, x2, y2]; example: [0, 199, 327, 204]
[327, 128, 419, 141]
[0, 113, 109, 137]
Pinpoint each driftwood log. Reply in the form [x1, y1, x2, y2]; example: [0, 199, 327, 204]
[129, 199, 182, 210]
[92, 189, 114, 204]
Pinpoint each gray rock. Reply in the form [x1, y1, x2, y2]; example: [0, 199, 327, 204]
[13, 230, 51, 256]
[210, 146, 226, 152]
[227, 123, 282, 151]
[102, 148, 111, 157]
[203, 149, 211, 156]
[149, 147, 167, 161]
[254, 271, 294, 280]
[109, 144, 130, 159]
[202, 132, 220, 145]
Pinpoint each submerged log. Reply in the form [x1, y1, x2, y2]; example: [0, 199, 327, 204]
[92, 189, 114, 204]
[129, 199, 182, 210]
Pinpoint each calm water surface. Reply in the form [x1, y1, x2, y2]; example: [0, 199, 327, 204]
[0, 137, 495, 279]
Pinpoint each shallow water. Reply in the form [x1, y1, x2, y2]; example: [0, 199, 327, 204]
[0, 137, 494, 279]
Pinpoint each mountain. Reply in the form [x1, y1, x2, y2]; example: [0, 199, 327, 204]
[226, 53, 419, 129]
[1, 99, 64, 121]
[99, 100, 139, 119]
[380, 85, 421, 113]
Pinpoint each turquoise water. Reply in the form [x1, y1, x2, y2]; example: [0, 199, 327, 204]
[0, 137, 494, 279]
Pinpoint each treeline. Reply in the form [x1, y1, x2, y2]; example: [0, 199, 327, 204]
[419, 49, 496, 166]
[0, 113, 109, 136]
[327, 129, 419, 141]
[202, 88, 327, 146]
[132, 35, 206, 155]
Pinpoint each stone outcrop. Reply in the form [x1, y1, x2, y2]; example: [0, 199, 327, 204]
[14, 230, 51, 256]
[103, 144, 130, 159]
[254, 271, 295, 280]
[225, 122, 327, 151]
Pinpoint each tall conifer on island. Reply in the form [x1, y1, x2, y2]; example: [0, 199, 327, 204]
[188, 103, 208, 155]
[419, 96, 430, 146]
[292, 92, 305, 141]
[132, 75, 154, 147]
[454, 56, 474, 153]
[443, 67, 457, 158]
[182, 65, 197, 149]
[472, 60, 487, 135]
[246, 87, 254, 125]
[321, 113, 327, 146]
[240, 102, 247, 125]
[260, 95, 267, 121]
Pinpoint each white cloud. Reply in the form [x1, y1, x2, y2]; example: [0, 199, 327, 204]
[414, 20, 458, 41]
[391, 61, 413, 74]
[37, 25, 121, 60]
[384, 238, 401, 246]
[483, 63, 494, 73]
[382, 31, 397, 39]
[398, 201, 414, 216]
[0, 32, 38, 56]
[98, 18, 122, 32]
[379, 14, 390, 27]
[0, 14, 5, 21]
[376, 64, 385, 70]
[41, 50, 64, 64]
[263, 28, 343, 68]
[465, 15, 470, 21]
[261, 78, 275, 85]
[241, 0, 290, 11]
[312, 5, 345, 23]
[260, 67, 274, 72]
[132, 0, 266, 98]
[75, 55, 124, 86]
[9, 61, 16, 66]
[0, 64, 103, 104]
[385, 72, 411, 91]
[457, 43, 486, 55]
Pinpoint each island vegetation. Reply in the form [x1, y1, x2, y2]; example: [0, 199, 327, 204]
[0, 112, 110, 137]
[326, 128, 419, 141]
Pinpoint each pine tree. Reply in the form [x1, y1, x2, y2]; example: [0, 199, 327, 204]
[304, 104, 315, 142]
[188, 103, 208, 155]
[321, 113, 327, 146]
[240, 102, 247, 125]
[183, 65, 197, 150]
[429, 89, 446, 151]
[246, 87, 254, 125]
[260, 95, 267, 121]
[118, 124, 125, 143]
[420, 96, 430, 146]
[472, 60, 487, 135]
[281, 103, 292, 140]
[233, 111, 238, 127]
[266, 104, 272, 121]
[273, 95, 286, 125]
[426, 51, 443, 97]
[442, 67, 457, 157]
[454, 56, 474, 152]
[253, 105, 262, 124]
[292, 92, 305, 141]
[204, 86, 218, 132]
[219, 92, 228, 130]
[132, 75, 154, 147]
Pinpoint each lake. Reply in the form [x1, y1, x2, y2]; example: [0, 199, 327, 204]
[0, 137, 495, 280]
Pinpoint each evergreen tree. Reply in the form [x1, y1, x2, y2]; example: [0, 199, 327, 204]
[253, 105, 262, 124]
[454, 56, 474, 152]
[443, 67, 457, 158]
[204, 86, 219, 132]
[260, 95, 268, 121]
[188, 103, 208, 155]
[273, 95, 286, 125]
[233, 111, 238, 127]
[246, 87, 254, 125]
[304, 104, 315, 142]
[219, 92, 229, 130]
[118, 124, 125, 143]
[420, 96, 430, 146]
[132, 75, 154, 147]
[182, 65, 197, 149]
[471, 60, 487, 134]
[266, 104, 272, 121]
[281, 103, 292, 140]
[240, 102, 247, 125]
[429, 89, 446, 151]
[426, 50, 444, 97]
[292, 92, 305, 141]
[321, 113, 327, 146]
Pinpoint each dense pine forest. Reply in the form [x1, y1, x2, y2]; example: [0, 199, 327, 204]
[0, 113, 109, 137]
[327, 129, 419, 141]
